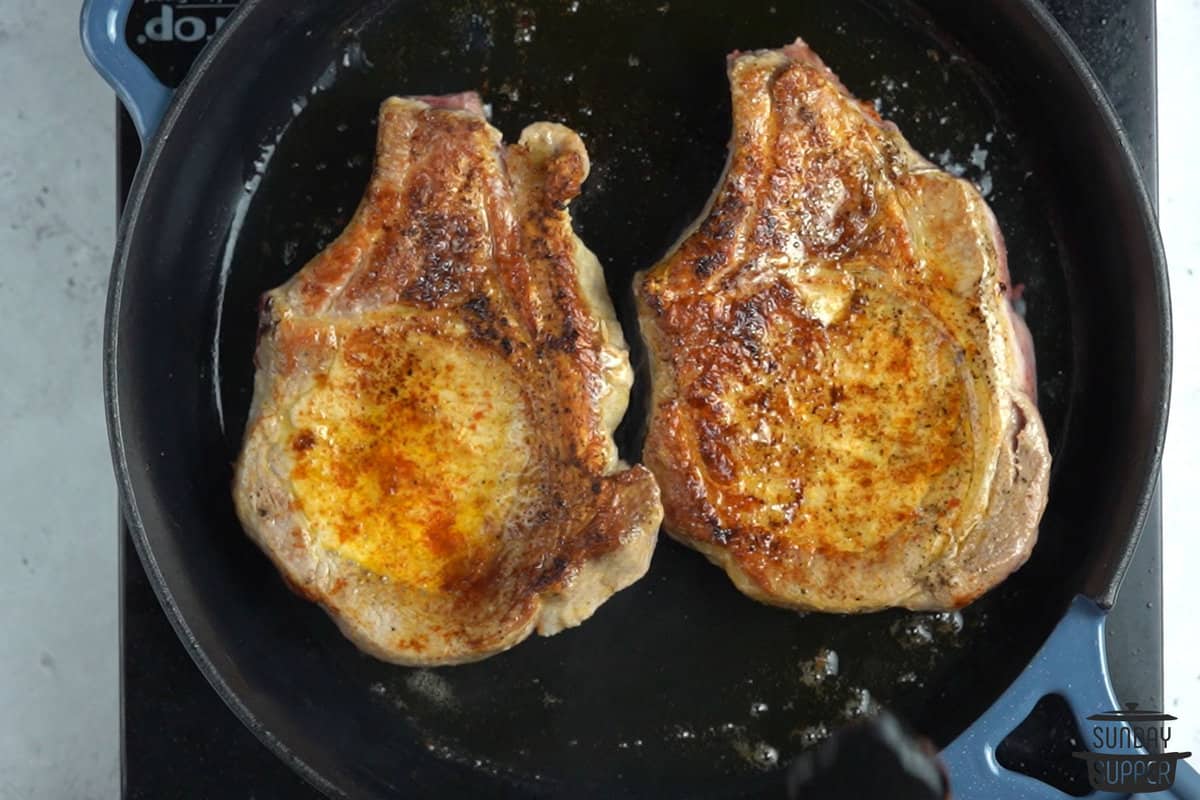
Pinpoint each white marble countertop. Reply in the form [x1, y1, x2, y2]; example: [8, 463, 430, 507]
[0, 1, 1195, 797]
[1158, 0, 1200, 756]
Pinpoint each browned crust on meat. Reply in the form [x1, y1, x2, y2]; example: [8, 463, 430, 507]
[635, 40, 1049, 613]
[234, 96, 660, 665]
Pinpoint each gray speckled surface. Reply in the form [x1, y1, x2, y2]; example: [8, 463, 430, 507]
[0, 2, 118, 799]
[0, 1, 1196, 798]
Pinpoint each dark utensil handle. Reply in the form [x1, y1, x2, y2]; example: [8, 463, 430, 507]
[80, 0, 172, 143]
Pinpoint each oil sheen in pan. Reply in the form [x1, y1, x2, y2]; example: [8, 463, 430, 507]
[213, 0, 1073, 787]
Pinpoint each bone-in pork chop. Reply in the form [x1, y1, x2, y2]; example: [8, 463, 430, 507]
[635, 41, 1050, 613]
[234, 94, 661, 665]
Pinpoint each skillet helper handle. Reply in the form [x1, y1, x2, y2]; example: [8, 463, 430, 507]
[943, 596, 1140, 799]
[1149, 760, 1200, 800]
[80, 0, 172, 144]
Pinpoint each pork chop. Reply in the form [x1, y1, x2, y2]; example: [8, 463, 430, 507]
[234, 94, 661, 665]
[635, 41, 1050, 613]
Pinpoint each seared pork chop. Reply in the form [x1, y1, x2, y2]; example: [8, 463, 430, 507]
[234, 94, 661, 665]
[635, 41, 1050, 613]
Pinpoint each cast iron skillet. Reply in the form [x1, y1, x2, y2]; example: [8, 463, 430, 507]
[84, 0, 1181, 797]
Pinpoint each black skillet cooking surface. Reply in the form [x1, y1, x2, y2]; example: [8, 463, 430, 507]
[217, 0, 1068, 784]
[112, 0, 1167, 796]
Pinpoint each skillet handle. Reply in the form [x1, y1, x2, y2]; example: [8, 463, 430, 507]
[79, 0, 172, 144]
[1153, 761, 1200, 800]
[941, 595, 1157, 799]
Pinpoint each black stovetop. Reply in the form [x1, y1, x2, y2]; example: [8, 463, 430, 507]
[117, 2, 1161, 797]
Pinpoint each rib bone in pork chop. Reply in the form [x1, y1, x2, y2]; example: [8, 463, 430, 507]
[635, 41, 1050, 613]
[234, 94, 661, 665]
